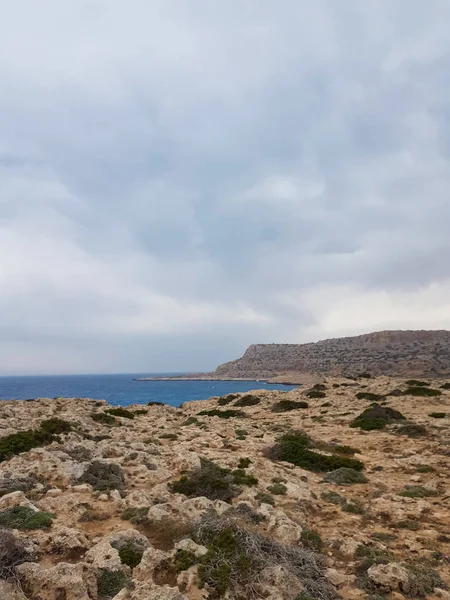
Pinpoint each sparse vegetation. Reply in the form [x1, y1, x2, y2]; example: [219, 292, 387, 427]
[160, 433, 178, 440]
[182, 416, 201, 426]
[91, 412, 118, 426]
[440, 383, 450, 390]
[105, 407, 135, 419]
[0, 418, 73, 462]
[231, 469, 258, 486]
[397, 486, 438, 499]
[218, 394, 237, 406]
[342, 500, 365, 514]
[350, 404, 405, 430]
[429, 412, 446, 419]
[395, 423, 427, 438]
[266, 430, 364, 473]
[405, 380, 430, 387]
[78, 461, 125, 493]
[237, 457, 252, 469]
[403, 563, 447, 597]
[97, 569, 129, 599]
[416, 465, 435, 473]
[323, 467, 368, 485]
[403, 386, 442, 397]
[0, 506, 53, 530]
[169, 458, 239, 503]
[267, 482, 287, 495]
[395, 519, 420, 531]
[116, 541, 144, 568]
[321, 491, 346, 505]
[256, 491, 275, 506]
[120, 507, 149, 524]
[234, 395, 261, 407]
[356, 392, 385, 401]
[305, 390, 326, 399]
[0, 476, 36, 497]
[301, 529, 323, 552]
[271, 400, 309, 412]
[0, 530, 30, 579]
[197, 409, 247, 419]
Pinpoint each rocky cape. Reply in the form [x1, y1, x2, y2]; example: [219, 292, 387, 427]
[0, 376, 450, 599]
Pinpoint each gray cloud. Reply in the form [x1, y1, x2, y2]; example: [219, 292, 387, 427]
[0, 0, 450, 374]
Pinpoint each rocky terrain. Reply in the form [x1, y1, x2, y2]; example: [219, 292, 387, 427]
[0, 376, 450, 600]
[213, 330, 450, 380]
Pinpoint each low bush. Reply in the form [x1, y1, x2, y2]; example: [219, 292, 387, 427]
[133, 409, 147, 416]
[0, 418, 73, 463]
[416, 465, 435, 473]
[97, 570, 129, 599]
[267, 482, 287, 495]
[120, 506, 149, 524]
[370, 532, 397, 543]
[147, 401, 163, 406]
[398, 486, 438, 499]
[271, 400, 309, 412]
[235, 429, 248, 440]
[323, 467, 368, 485]
[91, 412, 118, 426]
[395, 423, 427, 438]
[305, 390, 326, 399]
[321, 491, 346, 506]
[429, 412, 446, 419]
[169, 458, 239, 503]
[78, 461, 125, 493]
[105, 407, 135, 419]
[160, 433, 178, 440]
[403, 563, 447, 597]
[197, 409, 246, 419]
[0, 476, 36, 498]
[116, 541, 144, 568]
[312, 383, 327, 390]
[405, 380, 429, 387]
[350, 403, 405, 431]
[440, 383, 450, 390]
[231, 469, 258, 486]
[395, 519, 420, 531]
[301, 529, 323, 552]
[256, 491, 275, 506]
[193, 512, 335, 599]
[0, 530, 30, 578]
[0, 506, 53, 530]
[234, 395, 261, 407]
[266, 430, 364, 473]
[356, 392, 385, 401]
[218, 394, 237, 406]
[175, 549, 198, 571]
[342, 500, 365, 514]
[237, 457, 252, 469]
[404, 387, 442, 397]
[182, 416, 200, 426]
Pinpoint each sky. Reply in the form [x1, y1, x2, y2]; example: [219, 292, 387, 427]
[0, 1, 450, 375]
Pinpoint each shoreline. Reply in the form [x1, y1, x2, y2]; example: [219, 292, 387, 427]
[134, 376, 300, 386]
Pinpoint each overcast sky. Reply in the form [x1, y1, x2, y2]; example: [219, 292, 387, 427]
[0, 1, 450, 375]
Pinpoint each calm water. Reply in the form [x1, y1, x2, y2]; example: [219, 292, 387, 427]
[0, 374, 297, 407]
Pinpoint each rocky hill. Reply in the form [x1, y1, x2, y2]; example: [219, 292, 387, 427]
[0, 377, 450, 599]
[214, 330, 450, 379]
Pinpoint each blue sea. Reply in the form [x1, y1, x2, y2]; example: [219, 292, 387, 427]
[0, 374, 298, 407]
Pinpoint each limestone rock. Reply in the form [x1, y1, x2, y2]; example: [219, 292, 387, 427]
[85, 538, 122, 570]
[367, 563, 410, 592]
[115, 582, 188, 599]
[0, 490, 38, 511]
[255, 565, 304, 599]
[17, 561, 97, 600]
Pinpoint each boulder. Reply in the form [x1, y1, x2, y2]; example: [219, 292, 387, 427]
[367, 563, 410, 592]
[17, 561, 97, 600]
[0, 490, 38, 511]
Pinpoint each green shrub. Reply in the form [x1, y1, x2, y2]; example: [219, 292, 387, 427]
[255, 491, 275, 506]
[321, 491, 346, 505]
[120, 506, 149, 524]
[416, 465, 435, 473]
[403, 563, 447, 597]
[440, 383, 450, 390]
[398, 486, 438, 499]
[350, 418, 386, 431]
[160, 433, 178, 440]
[0, 476, 36, 498]
[429, 412, 446, 419]
[78, 461, 125, 492]
[404, 387, 441, 397]
[342, 500, 365, 514]
[266, 430, 364, 473]
[356, 392, 385, 401]
[396, 423, 427, 438]
[0, 506, 53, 530]
[405, 380, 430, 387]
[197, 409, 246, 419]
[323, 467, 368, 485]
[169, 458, 239, 502]
[0, 418, 73, 463]
[231, 469, 258, 486]
[175, 549, 198, 571]
[133, 409, 147, 416]
[237, 457, 252, 469]
[370, 532, 397, 543]
[147, 401, 163, 406]
[267, 482, 287, 495]
[235, 430, 248, 440]
[271, 400, 309, 412]
[395, 519, 420, 531]
[182, 416, 200, 426]
[234, 395, 261, 407]
[305, 390, 326, 399]
[91, 412, 118, 426]
[105, 407, 135, 419]
[97, 570, 129, 599]
[117, 541, 144, 568]
[218, 394, 237, 406]
[351, 403, 405, 430]
[312, 383, 327, 390]
[301, 529, 323, 552]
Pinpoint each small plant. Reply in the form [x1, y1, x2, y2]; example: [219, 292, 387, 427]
[231, 469, 258, 486]
[175, 549, 198, 571]
[182, 416, 200, 426]
[255, 491, 275, 506]
[39, 418, 73, 435]
[235, 430, 248, 440]
[301, 529, 323, 552]
[91, 412, 118, 426]
[267, 482, 287, 495]
[342, 500, 365, 514]
[405, 380, 430, 387]
[160, 433, 178, 440]
[356, 392, 385, 401]
[321, 490, 346, 505]
[429, 412, 446, 419]
[266, 430, 365, 473]
[78, 461, 125, 492]
[0, 476, 36, 498]
[117, 541, 144, 568]
[370, 532, 397, 543]
[395, 423, 427, 438]
[105, 407, 135, 419]
[147, 401, 163, 406]
[305, 390, 326, 399]
[350, 403, 405, 430]
[218, 394, 237, 406]
[0, 506, 54, 530]
[237, 457, 252, 469]
[323, 467, 368, 486]
[169, 458, 239, 502]
[197, 409, 247, 419]
[395, 519, 420, 531]
[403, 563, 447, 597]
[133, 409, 147, 416]
[416, 465, 435, 473]
[271, 400, 309, 412]
[97, 570, 129, 599]
[404, 387, 442, 397]
[440, 383, 450, 390]
[120, 506, 149, 524]
[234, 395, 261, 407]
[0, 418, 73, 462]
[398, 485, 438, 499]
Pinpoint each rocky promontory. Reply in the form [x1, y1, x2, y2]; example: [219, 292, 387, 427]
[0, 376, 450, 599]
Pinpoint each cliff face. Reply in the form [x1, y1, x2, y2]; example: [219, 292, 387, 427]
[214, 330, 450, 378]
